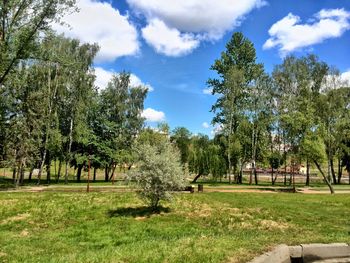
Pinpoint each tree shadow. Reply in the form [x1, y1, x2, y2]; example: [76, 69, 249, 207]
[107, 206, 171, 218]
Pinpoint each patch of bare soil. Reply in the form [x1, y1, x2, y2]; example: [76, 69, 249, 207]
[206, 188, 277, 194]
[298, 188, 350, 194]
[1, 213, 30, 225]
[19, 229, 29, 237]
[258, 219, 291, 230]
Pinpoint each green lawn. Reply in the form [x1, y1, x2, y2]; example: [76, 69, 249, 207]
[0, 191, 349, 263]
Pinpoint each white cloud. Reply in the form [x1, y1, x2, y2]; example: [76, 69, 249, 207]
[94, 67, 154, 91]
[264, 8, 350, 55]
[321, 70, 350, 92]
[341, 70, 350, 85]
[211, 124, 224, 136]
[142, 19, 199, 56]
[141, 108, 166, 122]
[202, 122, 210, 129]
[202, 88, 213, 95]
[52, 0, 139, 62]
[128, 0, 266, 55]
[130, 75, 154, 92]
[95, 67, 113, 89]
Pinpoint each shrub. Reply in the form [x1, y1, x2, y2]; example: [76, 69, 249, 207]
[129, 139, 186, 210]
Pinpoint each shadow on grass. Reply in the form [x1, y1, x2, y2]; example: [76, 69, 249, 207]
[107, 206, 171, 218]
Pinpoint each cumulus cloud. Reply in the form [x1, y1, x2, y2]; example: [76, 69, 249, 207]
[342, 70, 350, 85]
[321, 70, 350, 92]
[94, 67, 154, 91]
[142, 19, 199, 56]
[263, 8, 350, 55]
[202, 88, 213, 95]
[52, 0, 139, 62]
[141, 108, 166, 122]
[127, 0, 266, 55]
[202, 122, 210, 129]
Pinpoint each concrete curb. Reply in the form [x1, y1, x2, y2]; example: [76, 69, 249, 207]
[247, 243, 350, 263]
[248, 245, 290, 263]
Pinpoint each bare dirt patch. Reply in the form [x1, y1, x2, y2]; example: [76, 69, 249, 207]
[135, 216, 147, 221]
[19, 229, 29, 237]
[1, 213, 30, 225]
[258, 219, 291, 230]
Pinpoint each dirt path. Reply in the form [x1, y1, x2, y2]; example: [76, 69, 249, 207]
[2, 185, 350, 194]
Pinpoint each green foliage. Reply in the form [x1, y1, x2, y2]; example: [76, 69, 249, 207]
[300, 133, 327, 163]
[170, 127, 191, 164]
[268, 152, 283, 170]
[0, 0, 76, 84]
[129, 139, 186, 210]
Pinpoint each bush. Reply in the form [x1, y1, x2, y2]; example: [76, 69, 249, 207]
[129, 139, 186, 210]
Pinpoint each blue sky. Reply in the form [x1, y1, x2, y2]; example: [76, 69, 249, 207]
[54, 0, 350, 136]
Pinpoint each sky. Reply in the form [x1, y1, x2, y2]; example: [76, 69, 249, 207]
[53, 0, 350, 137]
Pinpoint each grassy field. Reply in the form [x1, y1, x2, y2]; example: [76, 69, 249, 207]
[0, 191, 349, 263]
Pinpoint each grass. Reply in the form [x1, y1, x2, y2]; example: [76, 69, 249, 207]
[0, 191, 349, 263]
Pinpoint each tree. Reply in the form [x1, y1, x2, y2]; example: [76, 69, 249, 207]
[97, 72, 147, 182]
[170, 127, 191, 165]
[208, 32, 264, 183]
[129, 138, 185, 210]
[300, 131, 334, 194]
[0, 0, 76, 84]
[273, 54, 329, 186]
[188, 134, 211, 183]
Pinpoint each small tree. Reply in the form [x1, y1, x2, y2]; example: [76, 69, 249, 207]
[129, 139, 186, 210]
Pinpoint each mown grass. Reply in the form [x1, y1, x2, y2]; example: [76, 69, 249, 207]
[0, 191, 349, 263]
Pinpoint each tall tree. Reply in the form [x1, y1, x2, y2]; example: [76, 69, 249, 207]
[98, 73, 147, 182]
[208, 32, 263, 183]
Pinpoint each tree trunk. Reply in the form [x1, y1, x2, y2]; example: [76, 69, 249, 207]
[239, 162, 244, 184]
[54, 159, 57, 182]
[12, 167, 16, 184]
[105, 165, 109, 182]
[28, 167, 34, 182]
[249, 168, 253, 185]
[108, 163, 117, 182]
[76, 164, 83, 183]
[93, 167, 97, 182]
[254, 163, 258, 185]
[228, 153, 232, 184]
[19, 165, 25, 185]
[271, 166, 274, 185]
[15, 163, 21, 188]
[283, 134, 287, 186]
[192, 173, 202, 183]
[46, 161, 51, 184]
[57, 160, 62, 183]
[65, 118, 73, 184]
[305, 159, 310, 186]
[314, 160, 334, 194]
[337, 158, 342, 184]
[330, 158, 337, 184]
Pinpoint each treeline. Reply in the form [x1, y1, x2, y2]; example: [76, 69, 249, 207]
[0, 32, 148, 186]
[0, 1, 148, 186]
[172, 33, 350, 192]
